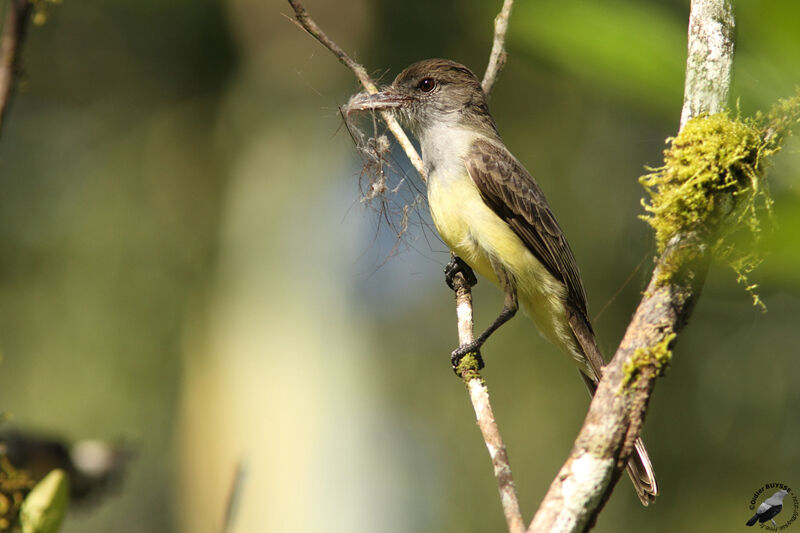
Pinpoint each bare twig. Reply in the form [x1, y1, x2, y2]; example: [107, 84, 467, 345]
[528, 1, 734, 531]
[452, 4, 524, 529]
[0, 0, 32, 136]
[221, 459, 247, 533]
[451, 267, 524, 533]
[287, 0, 425, 179]
[482, 0, 514, 97]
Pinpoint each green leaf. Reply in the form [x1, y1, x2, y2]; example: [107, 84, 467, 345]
[20, 469, 69, 533]
[511, 0, 685, 114]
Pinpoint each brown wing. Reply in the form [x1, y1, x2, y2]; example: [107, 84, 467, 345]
[466, 141, 658, 503]
[465, 138, 590, 320]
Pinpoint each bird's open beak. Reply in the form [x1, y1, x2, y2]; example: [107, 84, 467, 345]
[345, 88, 407, 113]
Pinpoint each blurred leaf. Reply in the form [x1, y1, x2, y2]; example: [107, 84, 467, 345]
[511, 0, 685, 114]
[758, 195, 800, 288]
[19, 469, 68, 533]
[732, 0, 800, 111]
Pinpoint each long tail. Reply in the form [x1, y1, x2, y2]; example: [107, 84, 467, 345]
[746, 513, 759, 526]
[569, 308, 659, 506]
[627, 434, 658, 505]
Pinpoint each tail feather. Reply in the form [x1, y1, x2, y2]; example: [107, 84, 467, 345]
[627, 438, 658, 506]
[746, 514, 759, 526]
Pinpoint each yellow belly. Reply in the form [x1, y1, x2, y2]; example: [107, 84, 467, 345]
[427, 167, 586, 369]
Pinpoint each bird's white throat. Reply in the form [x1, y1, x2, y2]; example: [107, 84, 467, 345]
[418, 123, 482, 181]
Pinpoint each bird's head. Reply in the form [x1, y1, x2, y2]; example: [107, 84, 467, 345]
[347, 59, 497, 138]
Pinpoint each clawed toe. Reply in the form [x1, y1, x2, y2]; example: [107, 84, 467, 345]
[450, 342, 484, 373]
[444, 256, 477, 291]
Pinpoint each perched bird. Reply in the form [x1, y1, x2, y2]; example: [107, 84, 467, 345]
[0, 429, 131, 504]
[347, 59, 658, 504]
[747, 489, 789, 527]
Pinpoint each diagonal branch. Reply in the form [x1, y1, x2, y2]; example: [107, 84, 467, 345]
[286, 0, 425, 179]
[451, 269, 525, 533]
[0, 0, 32, 136]
[528, 1, 734, 531]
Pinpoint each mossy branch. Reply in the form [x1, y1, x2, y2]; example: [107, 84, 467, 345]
[531, 1, 735, 530]
[532, 2, 800, 531]
[622, 333, 676, 389]
[640, 92, 800, 306]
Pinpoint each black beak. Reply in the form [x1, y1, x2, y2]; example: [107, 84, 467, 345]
[345, 88, 408, 113]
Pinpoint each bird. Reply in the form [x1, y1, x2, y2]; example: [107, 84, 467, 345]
[747, 489, 789, 527]
[0, 428, 131, 505]
[347, 58, 658, 505]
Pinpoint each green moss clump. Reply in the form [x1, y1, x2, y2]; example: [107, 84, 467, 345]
[456, 353, 484, 383]
[640, 113, 774, 254]
[0, 455, 36, 531]
[621, 333, 676, 389]
[640, 92, 800, 307]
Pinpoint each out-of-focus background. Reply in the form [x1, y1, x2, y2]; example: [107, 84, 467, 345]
[0, 0, 798, 531]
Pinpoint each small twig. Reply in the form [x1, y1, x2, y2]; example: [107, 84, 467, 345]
[482, 0, 514, 97]
[221, 459, 247, 533]
[451, 264, 524, 533]
[287, 0, 425, 179]
[0, 0, 32, 136]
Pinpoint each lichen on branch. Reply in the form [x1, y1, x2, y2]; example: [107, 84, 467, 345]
[639, 92, 800, 305]
[621, 333, 677, 389]
[455, 353, 483, 383]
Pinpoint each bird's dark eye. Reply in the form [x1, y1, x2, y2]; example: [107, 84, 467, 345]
[418, 77, 436, 93]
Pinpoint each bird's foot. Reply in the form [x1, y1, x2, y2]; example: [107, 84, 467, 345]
[445, 256, 477, 291]
[451, 341, 484, 374]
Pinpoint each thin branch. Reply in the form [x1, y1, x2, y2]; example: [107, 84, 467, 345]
[287, 0, 425, 179]
[482, 0, 514, 97]
[456, 3, 523, 529]
[221, 459, 247, 533]
[0, 0, 32, 136]
[528, 1, 734, 531]
[451, 267, 524, 533]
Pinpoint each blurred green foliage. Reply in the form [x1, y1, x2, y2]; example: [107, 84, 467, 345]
[513, 0, 686, 116]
